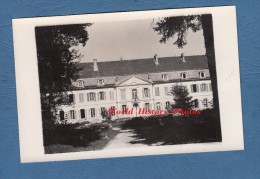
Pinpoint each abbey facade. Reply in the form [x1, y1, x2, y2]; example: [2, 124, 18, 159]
[58, 54, 213, 123]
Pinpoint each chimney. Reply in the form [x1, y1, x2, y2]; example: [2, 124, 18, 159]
[180, 53, 186, 62]
[93, 59, 98, 71]
[154, 54, 159, 65]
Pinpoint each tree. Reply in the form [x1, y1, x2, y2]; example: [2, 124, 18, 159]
[153, 14, 221, 139]
[170, 85, 193, 110]
[101, 109, 111, 121]
[35, 23, 92, 132]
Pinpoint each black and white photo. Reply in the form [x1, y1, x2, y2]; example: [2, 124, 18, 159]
[13, 6, 244, 163]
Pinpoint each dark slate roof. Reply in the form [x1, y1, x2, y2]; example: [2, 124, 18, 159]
[76, 55, 208, 78]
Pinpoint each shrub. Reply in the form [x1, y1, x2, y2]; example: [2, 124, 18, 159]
[43, 122, 110, 147]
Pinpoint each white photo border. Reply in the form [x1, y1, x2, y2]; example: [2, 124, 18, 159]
[12, 6, 244, 163]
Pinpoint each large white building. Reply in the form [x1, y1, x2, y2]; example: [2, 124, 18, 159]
[58, 54, 213, 123]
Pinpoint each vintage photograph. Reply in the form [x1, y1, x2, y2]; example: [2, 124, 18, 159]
[35, 14, 222, 154]
[13, 6, 244, 162]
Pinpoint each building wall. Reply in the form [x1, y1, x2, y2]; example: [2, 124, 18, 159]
[57, 78, 213, 124]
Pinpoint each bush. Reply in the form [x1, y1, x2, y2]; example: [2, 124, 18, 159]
[122, 110, 221, 145]
[43, 123, 110, 147]
[122, 117, 145, 129]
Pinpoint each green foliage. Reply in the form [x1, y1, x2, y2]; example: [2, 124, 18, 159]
[35, 23, 92, 128]
[101, 109, 111, 121]
[171, 85, 193, 110]
[153, 15, 202, 48]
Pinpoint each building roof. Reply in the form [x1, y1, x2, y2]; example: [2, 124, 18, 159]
[76, 55, 209, 78]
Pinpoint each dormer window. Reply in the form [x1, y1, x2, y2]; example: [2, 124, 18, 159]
[199, 72, 205, 78]
[97, 79, 104, 86]
[181, 73, 187, 79]
[77, 80, 84, 87]
[162, 74, 168, 81]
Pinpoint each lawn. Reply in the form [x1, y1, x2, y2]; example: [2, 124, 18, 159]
[44, 122, 118, 154]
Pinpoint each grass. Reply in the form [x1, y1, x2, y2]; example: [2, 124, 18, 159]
[122, 109, 222, 145]
[44, 122, 118, 154]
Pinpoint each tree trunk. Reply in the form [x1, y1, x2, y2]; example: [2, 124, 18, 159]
[201, 14, 222, 141]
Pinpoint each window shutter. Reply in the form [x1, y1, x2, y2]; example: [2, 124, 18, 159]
[142, 89, 144, 98]
[164, 86, 168, 95]
[78, 110, 81, 119]
[97, 92, 100, 101]
[104, 92, 106, 100]
[68, 111, 71, 120]
[148, 88, 150, 98]
[197, 84, 199, 92]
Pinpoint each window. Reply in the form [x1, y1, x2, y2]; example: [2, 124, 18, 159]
[199, 72, 205, 78]
[156, 102, 161, 110]
[203, 98, 208, 108]
[70, 110, 76, 119]
[164, 86, 169, 96]
[90, 108, 96, 118]
[162, 74, 168, 81]
[122, 105, 127, 114]
[97, 79, 104, 86]
[191, 84, 199, 93]
[165, 101, 170, 108]
[145, 103, 150, 110]
[155, 87, 160, 96]
[69, 94, 75, 103]
[59, 111, 65, 120]
[80, 109, 85, 119]
[109, 106, 115, 116]
[181, 73, 187, 79]
[77, 80, 84, 87]
[79, 93, 84, 103]
[200, 83, 208, 92]
[100, 107, 106, 115]
[109, 91, 114, 100]
[87, 92, 96, 101]
[208, 83, 212, 92]
[132, 89, 138, 100]
[120, 89, 126, 100]
[194, 99, 199, 108]
[98, 91, 106, 100]
[143, 88, 150, 98]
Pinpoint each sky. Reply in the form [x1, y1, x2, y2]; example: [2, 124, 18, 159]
[76, 18, 206, 63]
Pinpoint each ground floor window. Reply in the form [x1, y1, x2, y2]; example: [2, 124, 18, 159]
[90, 108, 95, 118]
[156, 102, 161, 110]
[59, 111, 64, 120]
[110, 106, 115, 115]
[145, 103, 150, 110]
[203, 98, 208, 108]
[194, 99, 199, 108]
[80, 109, 85, 119]
[165, 101, 170, 108]
[69, 110, 76, 119]
[122, 105, 127, 114]
[100, 107, 106, 113]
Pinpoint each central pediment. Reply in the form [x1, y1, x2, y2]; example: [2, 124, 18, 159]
[117, 76, 152, 86]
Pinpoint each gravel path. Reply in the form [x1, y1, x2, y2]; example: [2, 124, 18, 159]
[104, 127, 147, 150]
